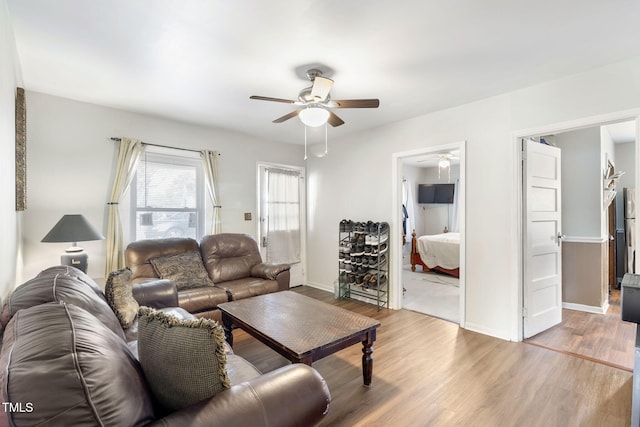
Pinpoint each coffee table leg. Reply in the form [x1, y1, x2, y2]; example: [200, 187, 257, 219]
[362, 331, 375, 386]
[221, 312, 234, 347]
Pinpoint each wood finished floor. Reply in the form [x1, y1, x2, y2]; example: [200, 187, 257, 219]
[231, 286, 632, 427]
[525, 289, 637, 372]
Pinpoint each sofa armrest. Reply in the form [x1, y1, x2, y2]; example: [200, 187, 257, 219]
[150, 364, 330, 427]
[250, 262, 289, 280]
[251, 263, 291, 291]
[132, 279, 179, 308]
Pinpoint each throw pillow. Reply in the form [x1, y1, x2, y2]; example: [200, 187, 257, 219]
[149, 252, 214, 290]
[105, 267, 139, 329]
[137, 306, 231, 412]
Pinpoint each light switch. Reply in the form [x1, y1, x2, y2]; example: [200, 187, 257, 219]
[244, 212, 252, 221]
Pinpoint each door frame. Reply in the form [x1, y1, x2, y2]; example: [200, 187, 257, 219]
[391, 141, 466, 328]
[256, 162, 307, 286]
[512, 110, 640, 342]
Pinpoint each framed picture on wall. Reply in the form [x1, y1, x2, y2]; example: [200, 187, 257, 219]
[15, 87, 26, 211]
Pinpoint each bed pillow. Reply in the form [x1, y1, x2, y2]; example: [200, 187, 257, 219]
[137, 306, 230, 412]
[105, 267, 138, 329]
[149, 252, 214, 290]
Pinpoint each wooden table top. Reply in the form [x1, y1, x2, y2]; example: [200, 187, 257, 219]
[218, 291, 380, 357]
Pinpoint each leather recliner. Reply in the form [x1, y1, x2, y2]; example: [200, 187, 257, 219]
[125, 233, 291, 321]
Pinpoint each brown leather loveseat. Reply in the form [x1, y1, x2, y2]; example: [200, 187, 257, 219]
[125, 233, 291, 321]
[0, 266, 330, 427]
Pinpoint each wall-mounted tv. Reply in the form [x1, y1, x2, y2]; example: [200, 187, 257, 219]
[418, 183, 455, 204]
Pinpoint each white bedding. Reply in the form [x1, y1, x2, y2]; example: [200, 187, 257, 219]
[416, 232, 460, 270]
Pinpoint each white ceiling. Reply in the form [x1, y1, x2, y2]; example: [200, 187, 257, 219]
[7, 0, 640, 145]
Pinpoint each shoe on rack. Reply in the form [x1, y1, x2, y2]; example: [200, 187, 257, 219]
[379, 222, 389, 234]
[366, 233, 388, 245]
[369, 254, 386, 268]
[379, 243, 388, 254]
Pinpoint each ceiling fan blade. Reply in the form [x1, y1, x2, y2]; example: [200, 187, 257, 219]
[327, 111, 345, 127]
[250, 95, 296, 104]
[332, 99, 380, 108]
[273, 110, 301, 123]
[310, 76, 334, 102]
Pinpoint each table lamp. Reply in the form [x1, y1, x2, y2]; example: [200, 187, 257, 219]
[41, 214, 105, 273]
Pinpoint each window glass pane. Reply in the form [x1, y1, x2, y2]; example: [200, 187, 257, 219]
[131, 152, 204, 242]
[135, 211, 198, 240]
[136, 160, 197, 209]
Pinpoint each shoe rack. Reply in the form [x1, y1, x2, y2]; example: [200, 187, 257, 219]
[338, 219, 389, 310]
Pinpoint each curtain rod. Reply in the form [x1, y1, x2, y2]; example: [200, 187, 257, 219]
[110, 137, 220, 155]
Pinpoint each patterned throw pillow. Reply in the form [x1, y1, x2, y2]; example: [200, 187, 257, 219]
[149, 252, 214, 290]
[105, 267, 139, 329]
[137, 306, 230, 411]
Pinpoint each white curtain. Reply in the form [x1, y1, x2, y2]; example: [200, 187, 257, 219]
[200, 150, 222, 234]
[402, 178, 416, 241]
[265, 168, 301, 264]
[451, 178, 460, 232]
[105, 137, 145, 277]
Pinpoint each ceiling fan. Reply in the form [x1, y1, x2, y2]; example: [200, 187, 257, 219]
[250, 69, 380, 127]
[417, 151, 460, 167]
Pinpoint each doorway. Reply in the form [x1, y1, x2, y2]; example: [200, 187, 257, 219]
[515, 114, 640, 344]
[391, 142, 466, 327]
[256, 162, 307, 287]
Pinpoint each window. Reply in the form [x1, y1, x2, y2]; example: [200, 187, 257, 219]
[130, 152, 205, 241]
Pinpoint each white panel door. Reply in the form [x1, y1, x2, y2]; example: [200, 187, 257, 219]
[523, 139, 562, 338]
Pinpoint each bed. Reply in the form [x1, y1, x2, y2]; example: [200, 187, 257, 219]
[410, 230, 460, 278]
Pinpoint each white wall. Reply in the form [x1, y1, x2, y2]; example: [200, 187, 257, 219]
[22, 92, 305, 282]
[416, 165, 460, 235]
[307, 56, 640, 341]
[615, 141, 636, 190]
[554, 127, 601, 238]
[0, 0, 22, 298]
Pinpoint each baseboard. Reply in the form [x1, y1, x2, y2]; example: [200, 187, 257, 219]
[304, 281, 333, 293]
[562, 301, 608, 314]
[463, 322, 511, 342]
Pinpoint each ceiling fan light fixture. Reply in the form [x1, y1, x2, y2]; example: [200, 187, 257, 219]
[299, 106, 330, 127]
[438, 158, 450, 169]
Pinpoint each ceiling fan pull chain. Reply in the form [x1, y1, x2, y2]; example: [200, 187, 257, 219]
[304, 125, 308, 160]
[324, 122, 328, 156]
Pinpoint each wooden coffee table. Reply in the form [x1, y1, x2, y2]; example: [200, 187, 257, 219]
[218, 291, 381, 386]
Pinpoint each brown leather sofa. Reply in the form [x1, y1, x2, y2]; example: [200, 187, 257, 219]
[0, 266, 330, 427]
[126, 233, 291, 321]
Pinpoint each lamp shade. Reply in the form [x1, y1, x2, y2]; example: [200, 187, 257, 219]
[41, 215, 105, 244]
[299, 107, 330, 127]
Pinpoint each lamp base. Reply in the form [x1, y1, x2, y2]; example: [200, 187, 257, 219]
[61, 249, 88, 273]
